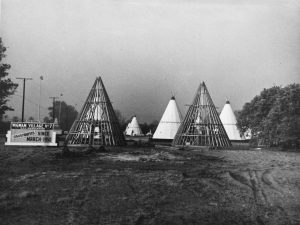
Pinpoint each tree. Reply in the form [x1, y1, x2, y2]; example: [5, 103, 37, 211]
[262, 84, 300, 147]
[139, 120, 159, 134]
[43, 116, 50, 123]
[48, 101, 78, 131]
[0, 38, 18, 120]
[237, 86, 281, 135]
[28, 116, 34, 121]
[237, 84, 300, 148]
[140, 122, 149, 134]
[149, 120, 159, 133]
[12, 116, 19, 122]
[115, 109, 126, 130]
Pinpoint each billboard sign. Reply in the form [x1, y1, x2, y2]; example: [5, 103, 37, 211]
[5, 122, 57, 146]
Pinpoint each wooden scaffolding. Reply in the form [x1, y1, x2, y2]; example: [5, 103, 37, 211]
[66, 76, 126, 146]
[172, 82, 231, 148]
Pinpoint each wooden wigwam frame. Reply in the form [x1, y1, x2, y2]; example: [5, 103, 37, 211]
[66, 76, 126, 147]
[172, 82, 231, 148]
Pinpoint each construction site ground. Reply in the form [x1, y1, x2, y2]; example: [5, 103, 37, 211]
[0, 144, 299, 225]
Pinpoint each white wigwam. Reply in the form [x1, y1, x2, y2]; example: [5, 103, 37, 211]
[220, 100, 244, 140]
[125, 116, 143, 136]
[153, 96, 183, 140]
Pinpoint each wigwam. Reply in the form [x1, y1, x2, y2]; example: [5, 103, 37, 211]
[66, 76, 126, 146]
[173, 82, 231, 148]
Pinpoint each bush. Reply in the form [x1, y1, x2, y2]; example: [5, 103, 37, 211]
[0, 121, 10, 134]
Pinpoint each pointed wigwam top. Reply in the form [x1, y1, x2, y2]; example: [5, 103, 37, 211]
[172, 82, 231, 148]
[220, 100, 244, 140]
[153, 95, 183, 140]
[66, 76, 126, 146]
[125, 116, 143, 136]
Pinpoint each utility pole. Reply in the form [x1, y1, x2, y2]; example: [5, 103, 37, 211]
[58, 93, 63, 124]
[38, 76, 44, 122]
[16, 77, 33, 122]
[49, 97, 58, 122]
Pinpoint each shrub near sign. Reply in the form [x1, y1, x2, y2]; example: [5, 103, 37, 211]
[5, 122, 57, 146]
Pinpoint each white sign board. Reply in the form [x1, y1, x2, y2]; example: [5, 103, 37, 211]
[5, 122, 57, 146]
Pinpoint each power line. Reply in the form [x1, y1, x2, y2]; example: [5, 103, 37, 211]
[6, 94, 49, 121]
[10, 73, 88, 111]
[28, 76, 82, 108]
[13, 94, 49, 110]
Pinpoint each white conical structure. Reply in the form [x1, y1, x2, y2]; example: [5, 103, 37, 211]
[125, 116, 143, 136]
[220, 100, 244, 140]
[153, 96, 183, 140]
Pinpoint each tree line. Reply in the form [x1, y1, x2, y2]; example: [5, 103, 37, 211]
[237, 84, 300, 148]
[115, 110, 158, 135]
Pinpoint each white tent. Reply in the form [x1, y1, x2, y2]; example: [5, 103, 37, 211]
[153, 96, 183, 140]
[125, 116, 143, 136]
[220, 100, 244, 140]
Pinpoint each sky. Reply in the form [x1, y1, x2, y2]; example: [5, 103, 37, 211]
[1, 0, 300, 123]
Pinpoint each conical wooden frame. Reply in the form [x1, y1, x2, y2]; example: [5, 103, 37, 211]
[66, 76, 126, 146]
[172, 82, 231, 148]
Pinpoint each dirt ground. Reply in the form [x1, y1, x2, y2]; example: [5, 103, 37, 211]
[0, 144, 299, 225]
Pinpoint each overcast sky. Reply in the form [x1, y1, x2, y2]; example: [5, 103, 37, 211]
[1, 0, 300, 122]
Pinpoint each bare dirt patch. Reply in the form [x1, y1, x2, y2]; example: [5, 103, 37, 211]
[0, 145, 299, 225]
